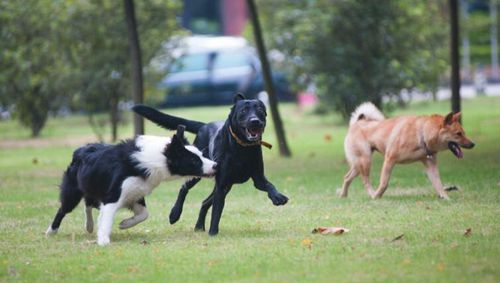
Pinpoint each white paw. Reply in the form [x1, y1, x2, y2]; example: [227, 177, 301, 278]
[97, 236, 110, 246]
[45, 226, 58, 237]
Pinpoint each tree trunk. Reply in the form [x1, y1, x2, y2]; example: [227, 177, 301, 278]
[124, 0, 144, 136]
[449, 0, 461, 119]
[110, 91, 119, 142]
[491, 0, 499, 79]
[247, 0, 291, 157]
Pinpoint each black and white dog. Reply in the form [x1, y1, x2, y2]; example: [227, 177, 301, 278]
[133, 93, 288, 236]
[46, 126, 217, 246]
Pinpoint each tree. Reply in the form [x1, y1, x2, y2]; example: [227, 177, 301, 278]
[124, 0, 145, 136]
[66, 0, 181, 141]
[0, 0, 181, 140]
[257, 0, 449, 119]
[0, 1, 71, 137]
[247, 0, 291, 157]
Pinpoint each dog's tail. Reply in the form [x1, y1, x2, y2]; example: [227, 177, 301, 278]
[349, 102, 385, 126]
[132, 105, 206, 134]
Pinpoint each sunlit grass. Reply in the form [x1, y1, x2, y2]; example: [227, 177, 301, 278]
[0, 97, 499, 282]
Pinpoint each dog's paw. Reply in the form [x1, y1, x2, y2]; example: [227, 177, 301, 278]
[208, 229, 219, 236]
[45, 226, 58, 237]
[194, 226, 205, 232]
[97, 236, 110, 246]
[269, 192, 288, 206]
[86, 220, 94, 233]
[439, 194, 451, 200]
[119, 218, 135, 230]
[169, 207, 182, 225]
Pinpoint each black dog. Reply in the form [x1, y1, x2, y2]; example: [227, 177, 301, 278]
[133, 93, 288, 235]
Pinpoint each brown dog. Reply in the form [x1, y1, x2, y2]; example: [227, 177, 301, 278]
[341, 102, 475, 199]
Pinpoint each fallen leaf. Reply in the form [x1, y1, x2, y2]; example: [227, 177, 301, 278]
[32, 158, 38, 164]
[464, 228, 472, 237]
[391, 234, 404, 242]
[324, 134, 332, 142]
[301, 238, 313, 249]
[127, 266, 139, 273]
[437, 262, 446, 272]
[444, 186, 459, 192]
[312, 227, 350, 235]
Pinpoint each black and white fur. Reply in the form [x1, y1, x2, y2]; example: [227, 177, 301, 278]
[46, 126, 217, 246]
[133, 93, 288, 236]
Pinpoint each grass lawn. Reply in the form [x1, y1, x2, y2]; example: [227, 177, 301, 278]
[0, 97, 499, 282]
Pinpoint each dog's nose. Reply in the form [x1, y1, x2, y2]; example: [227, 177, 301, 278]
[250, 118, 262, 127]
[469, 142, 475, 149]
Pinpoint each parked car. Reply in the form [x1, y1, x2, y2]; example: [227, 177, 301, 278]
[157, 36, 294, 107]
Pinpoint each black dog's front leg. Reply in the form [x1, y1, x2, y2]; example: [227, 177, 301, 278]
[253, 175, 288, 206]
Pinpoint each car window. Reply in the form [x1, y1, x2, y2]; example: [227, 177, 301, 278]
[214, 52, 249, 69]
[170, 53, 207, 73]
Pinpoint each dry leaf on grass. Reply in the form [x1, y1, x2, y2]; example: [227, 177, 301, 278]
[464, 228, 472, 237]
[301, 238, 313, 248]
[391, 234, 405, 242]
[312, 227, 350, 235]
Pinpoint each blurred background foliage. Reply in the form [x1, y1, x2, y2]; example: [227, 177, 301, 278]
[0, 0, 496, 137]
[255, 0, 450, 118]
[0, 0, 182, 139]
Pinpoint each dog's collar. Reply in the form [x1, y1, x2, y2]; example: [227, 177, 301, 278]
[229, 126, 272, 149]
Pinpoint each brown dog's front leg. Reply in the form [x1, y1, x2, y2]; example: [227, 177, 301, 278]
[372, 158, 395, 199]
[423, 158, 449, 200]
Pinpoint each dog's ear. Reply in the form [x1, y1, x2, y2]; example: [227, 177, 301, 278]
[176, 125, 185, 139]
[444, 112, 454, 125]
[452, 112, 462, 123]
[233, 93, 246, 103]
[171, 125, 189, 145]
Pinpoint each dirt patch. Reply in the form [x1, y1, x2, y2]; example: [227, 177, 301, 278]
[0, 135, 99, 149]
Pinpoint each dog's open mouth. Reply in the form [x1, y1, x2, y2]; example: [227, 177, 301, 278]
[245, 127, 263, 142]
[448, 142, 463, 159]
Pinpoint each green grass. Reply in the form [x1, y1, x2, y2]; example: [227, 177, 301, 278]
[0, 97, 499, 283]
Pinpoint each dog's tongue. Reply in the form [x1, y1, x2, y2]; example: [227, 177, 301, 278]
[249, 128, 262, 136]
[448, 142, 463, 159]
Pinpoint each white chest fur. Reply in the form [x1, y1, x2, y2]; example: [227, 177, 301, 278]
[118, 135, 174, 206]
